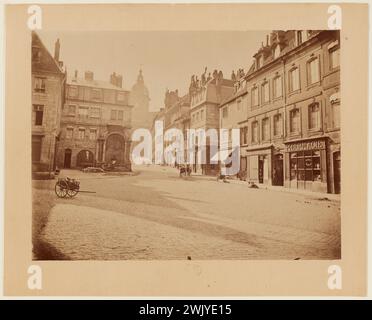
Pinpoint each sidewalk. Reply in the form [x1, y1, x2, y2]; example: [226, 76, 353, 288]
[188, 171, 340, 201]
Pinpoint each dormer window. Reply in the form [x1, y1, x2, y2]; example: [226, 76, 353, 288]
[274, 45, 281, 59]
[257, 55, 263, 69]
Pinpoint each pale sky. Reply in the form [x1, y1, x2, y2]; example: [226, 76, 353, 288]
[39, 31, 268, 111]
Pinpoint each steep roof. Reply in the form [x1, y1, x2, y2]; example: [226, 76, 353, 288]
[31, 31, 64, 75]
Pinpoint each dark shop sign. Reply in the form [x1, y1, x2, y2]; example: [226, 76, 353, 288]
[286, 139, 326, 152]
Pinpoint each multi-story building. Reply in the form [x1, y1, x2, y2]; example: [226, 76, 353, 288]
[56, 70, 133, 171]
[163, 90, 190, 165]
[220, 30, 340, 194]
[31, 32, 66, 178]
[189, 70, 235, 175]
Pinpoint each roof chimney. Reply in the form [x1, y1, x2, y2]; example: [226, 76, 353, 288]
[54, 38, 60, 62]
[116, 74, 123, 88]
[84, 71, 94, 81]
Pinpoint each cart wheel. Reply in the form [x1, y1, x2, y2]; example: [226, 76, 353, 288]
[55, 181, 68, 198]
[67, 188, 79, 197]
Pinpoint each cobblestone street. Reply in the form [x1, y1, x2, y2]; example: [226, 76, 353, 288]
[33, 165, 341, 260]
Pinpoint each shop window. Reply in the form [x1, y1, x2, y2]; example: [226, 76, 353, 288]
[308, 103, 321, 130]
[273, 114, 282, 136]
[290, 150, 321, 182]
[251, 121, 259, 143]
[273, 76, 282, 99]
[307, 57, 320, 85]
[32, 105, 44, 126]
[262, 118, 270, 141]
[289, 109, 300, 133]
[289, 67, 300, 92]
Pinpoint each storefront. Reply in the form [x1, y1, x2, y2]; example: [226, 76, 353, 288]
[284, 137, 328, 193]
[245, 145, 273, 185]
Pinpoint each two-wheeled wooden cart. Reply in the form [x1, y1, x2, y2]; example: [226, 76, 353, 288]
[54, 177, 95, 198]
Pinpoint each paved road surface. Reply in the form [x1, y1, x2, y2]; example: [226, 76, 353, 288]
[34, 165, 341, 260]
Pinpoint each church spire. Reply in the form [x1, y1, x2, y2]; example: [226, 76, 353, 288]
[137, 69, 144, 84]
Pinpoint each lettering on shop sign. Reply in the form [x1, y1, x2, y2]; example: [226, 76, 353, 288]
[286, 140, 326, 152]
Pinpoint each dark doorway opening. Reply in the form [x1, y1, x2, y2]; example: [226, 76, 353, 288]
[64, 149, 72, 168]
[258, 156, 264, 184]
[273, 154, 284, 186]
[333, 151, 341, 194]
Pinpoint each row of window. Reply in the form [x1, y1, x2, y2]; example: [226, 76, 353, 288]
[68, 86, 126, 102]
[65, 127, 97, 140]
[250, 47, 339, 109]
[240, 102, 339, 144]
[67, 104, 124, 121]
[191, 109, 205, 123]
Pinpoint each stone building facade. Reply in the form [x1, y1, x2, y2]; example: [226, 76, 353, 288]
[220, 30, 340, 194]
[31, 32, 66, 178]
[56, 71, 133, 171]
[189, 70, 235, 175]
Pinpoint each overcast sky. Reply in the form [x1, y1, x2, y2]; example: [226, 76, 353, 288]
[39, 31, 268, 111]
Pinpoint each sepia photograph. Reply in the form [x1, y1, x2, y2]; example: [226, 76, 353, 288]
[3, 2, 368, 297]
[31, 29, 341, 261]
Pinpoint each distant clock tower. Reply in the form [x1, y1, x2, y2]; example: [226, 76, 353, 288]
[130, 69, 154, 130]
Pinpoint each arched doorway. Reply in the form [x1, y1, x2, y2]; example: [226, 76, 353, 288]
[64, 148, 72, 168]
[76, 150, 94, 168]
[105, 134, 125, 165]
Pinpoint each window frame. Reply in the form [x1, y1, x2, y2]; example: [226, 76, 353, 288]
[261, 81, 270, 105]
[251, 86, 259, 108]
[288, 66, 300, 93]
[307, 56, 321, 86]
[308, 102, 321, 130]
[289, 108, 300, 133]
[273, 75, 283, 99]
[273, 113, 283, 137]
[261, 117, 270, 141]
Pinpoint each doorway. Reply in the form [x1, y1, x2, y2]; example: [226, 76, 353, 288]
[273, 154, 284, 186]
[333, 151, 341, 194]
[258, 156, 264, 184]
[64, 149, 72, 168]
